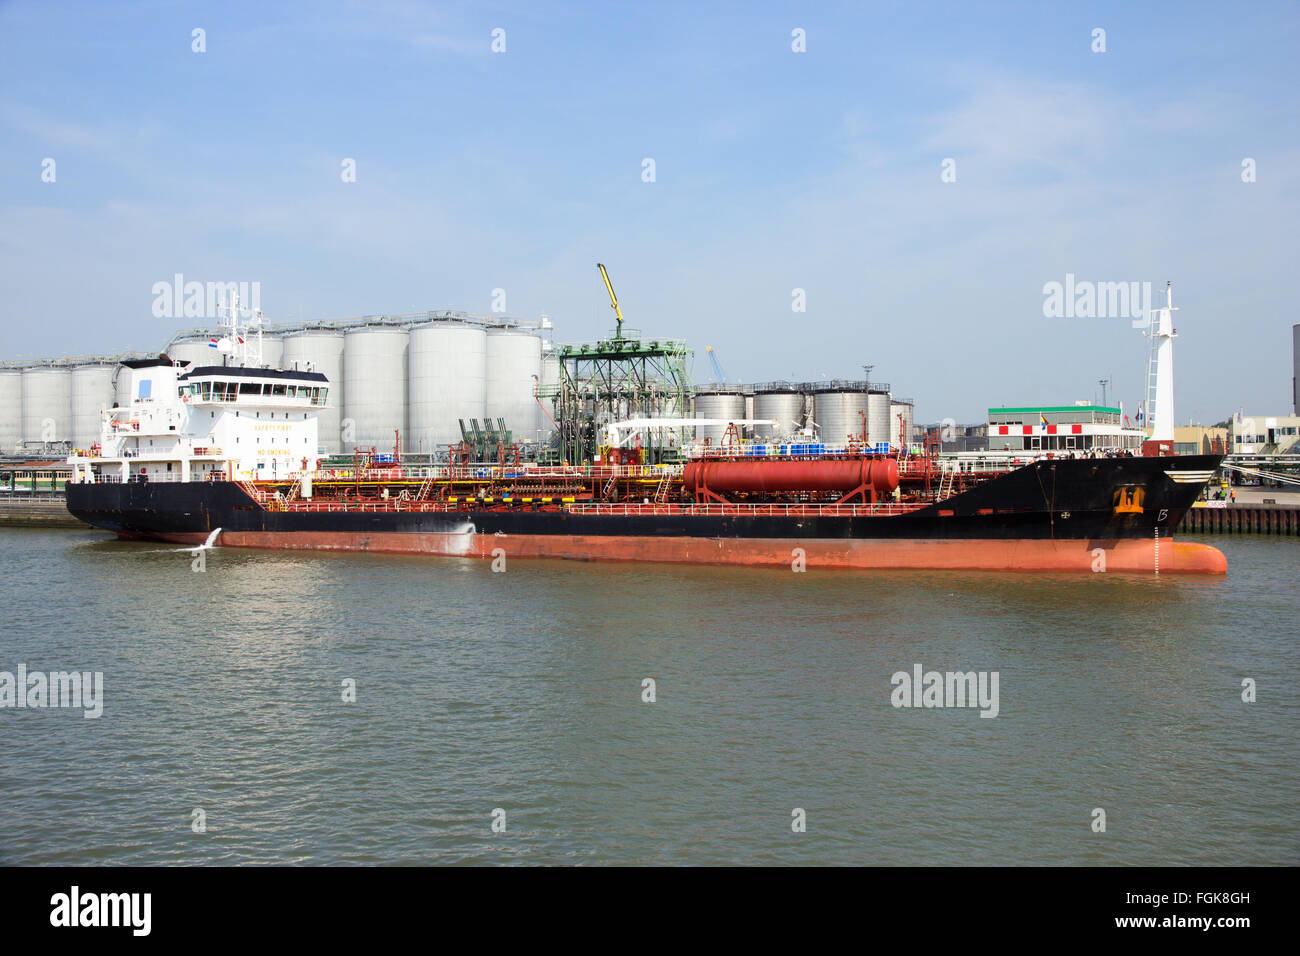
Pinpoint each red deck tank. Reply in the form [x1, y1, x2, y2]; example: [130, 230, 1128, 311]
[683, 458, 900, 496]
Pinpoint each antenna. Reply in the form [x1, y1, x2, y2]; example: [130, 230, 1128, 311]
[1099, 378, 1109, 407]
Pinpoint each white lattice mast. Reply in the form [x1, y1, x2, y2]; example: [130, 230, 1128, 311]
[1145, 281, 1178, 444]
[218, 290, 266, 367]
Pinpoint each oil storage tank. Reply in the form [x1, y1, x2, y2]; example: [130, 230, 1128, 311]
[70, 364, 116, 449]
[889, 399, 915, 450]
[255, 334, 283, 369]
[484, 328, 542, 444]
[21, 366, 72, 448]
[0, 368, 22, 453]
[408, 321, 487, 455]
[867, 389, 891, 447]
[538, 345, 561, 436]
[283, 330, 345, 454]
[753, 384, 804, 441]
[164, 335, 217, 369]
[113, 364, 133, 407]
[694, 386, 746, 444]
[812, 383, 870, 444]
[343, 326, 409, 452]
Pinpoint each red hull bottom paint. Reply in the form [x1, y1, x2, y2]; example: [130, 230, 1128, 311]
[140, 530, 1228, 574]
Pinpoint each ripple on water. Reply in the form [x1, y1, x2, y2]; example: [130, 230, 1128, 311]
[0, 530, 1296, 865]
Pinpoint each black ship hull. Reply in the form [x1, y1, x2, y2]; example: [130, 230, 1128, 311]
[65, 455, 1227, 573]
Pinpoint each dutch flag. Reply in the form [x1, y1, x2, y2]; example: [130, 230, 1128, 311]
[208, 338, 219, 348]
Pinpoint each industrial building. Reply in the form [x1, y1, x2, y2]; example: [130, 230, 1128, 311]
[987, 404, 1144, 454]
[1230, 412, 1300, 455]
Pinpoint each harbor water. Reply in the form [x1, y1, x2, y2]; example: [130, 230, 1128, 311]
[1, 528, 1295, 865]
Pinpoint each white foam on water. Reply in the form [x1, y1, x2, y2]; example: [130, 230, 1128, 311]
[445, 521, 477, 556]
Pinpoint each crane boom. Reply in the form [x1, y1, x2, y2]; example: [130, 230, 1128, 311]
[596, 262, 624, 338]
[705, 345, 726, 383]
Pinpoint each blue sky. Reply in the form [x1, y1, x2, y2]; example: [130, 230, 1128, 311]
[2, 0, 1297, 424]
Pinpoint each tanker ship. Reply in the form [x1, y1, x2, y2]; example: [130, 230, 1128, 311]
[65, 286, 1226, 575]
[65, 363, 1225, 575]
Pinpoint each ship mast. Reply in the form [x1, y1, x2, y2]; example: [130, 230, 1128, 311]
[1145, 281, 1178, 444]
[219, 290, 267, 368]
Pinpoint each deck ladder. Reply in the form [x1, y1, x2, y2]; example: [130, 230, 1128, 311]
[653, 471, 672, 503]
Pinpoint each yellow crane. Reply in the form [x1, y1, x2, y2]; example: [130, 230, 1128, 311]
[596, 263, 624, 338]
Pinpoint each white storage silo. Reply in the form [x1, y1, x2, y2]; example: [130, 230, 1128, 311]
[164, 335, 217, 369]
[70, 364, 116, 449]
[694, 388, 746, 443]
[0, 369, 22, 453]
[113, 364, 134, 407]
[408, 322, 486, 455]
[21, 366, 72, 447]
[484, 328, 542, 444]
[256, 335, 283, 369]
[538, 346, 561, 436]
[812, 387, 870, 444]
[342, 326, 408, 452]
[753, 386, 804, 441]
[283, 330, 346, 454]
[867, 390, 891, 446]
[889, 400, 915, 449]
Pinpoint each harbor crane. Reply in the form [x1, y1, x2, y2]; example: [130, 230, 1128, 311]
[596, 263, 624, 339]
[705, 345, 726, 383]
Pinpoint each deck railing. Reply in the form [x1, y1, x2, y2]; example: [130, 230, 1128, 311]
[261, 499, 928, 517]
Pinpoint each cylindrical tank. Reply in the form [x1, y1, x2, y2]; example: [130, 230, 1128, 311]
[113, 365, 132, 407]
[283, 330, 346, 454]
[343, 327, 409, 453]
[684, 458, 899, 496]
[408, 322, 487, 455]
[694, 389, 746, 443]
[538, 347, 561, 435]
[889, 400, 915, 449]
[21, 366, 72, 447]
[256, 335, 283, 369]
[867, 390, 891, 446]
[164, 336, 217, 369]
[484, 328, 542, 444]
[813, 388, 870, 444]
[0, 369, 22, 453]
[753, 387, 804, 441]
[70, 364, 116, 449]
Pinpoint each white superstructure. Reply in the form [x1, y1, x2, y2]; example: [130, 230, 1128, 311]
[68, 295, 327, 486]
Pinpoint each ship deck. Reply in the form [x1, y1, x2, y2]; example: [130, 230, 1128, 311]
[260, 498, 931, 517]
